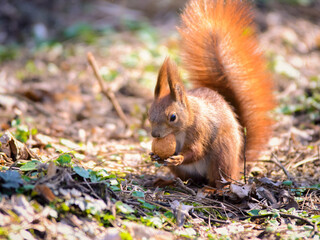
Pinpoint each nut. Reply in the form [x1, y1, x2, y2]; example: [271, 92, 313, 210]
[152, 133, 176, 159]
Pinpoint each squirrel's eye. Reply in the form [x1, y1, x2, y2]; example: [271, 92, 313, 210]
[169, 113, 177, 122]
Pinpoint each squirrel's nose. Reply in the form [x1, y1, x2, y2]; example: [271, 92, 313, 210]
[151, 131, 160, 138]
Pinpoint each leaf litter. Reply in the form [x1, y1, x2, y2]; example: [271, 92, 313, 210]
[0, 0, 320, 239]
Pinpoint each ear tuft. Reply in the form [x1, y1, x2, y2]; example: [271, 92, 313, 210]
[154, 58, 170, 99]
[154, 58, 188, 106]
[166, 59, 188, 106]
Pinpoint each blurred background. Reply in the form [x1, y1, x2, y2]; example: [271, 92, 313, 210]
[0, 0, 319, 144]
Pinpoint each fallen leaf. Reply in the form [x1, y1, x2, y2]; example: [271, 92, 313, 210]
[230, 183, 253, 199]
[0, 131, 36, 161]
[256, 186, 277, 206]
[20, 160, 40, 171]
[170, 200, 193, 227]
[73, 166, 90, 179]
[47, 161, 57, 178]
[35, 184, 56, 202]
[125, 222, 175, 240]
[0, 170, 23, 191]
[258, 177, 282, 187]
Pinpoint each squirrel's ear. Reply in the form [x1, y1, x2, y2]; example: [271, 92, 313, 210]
[166, 59, 188, 106]
[154, 59, 170, 99]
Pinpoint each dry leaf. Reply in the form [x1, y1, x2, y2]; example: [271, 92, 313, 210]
[230, 183, 253, 199]
[35, 184, 56, 202]
[0, 131, 36, 161]
[256, 186, 277, 205]
[47, 161, 57, 178]
[170, 200, 193, 227]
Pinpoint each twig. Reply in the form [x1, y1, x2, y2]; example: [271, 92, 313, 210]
[239, 213, 273, 221]
[292, 156, 319, 169]
[191, 211, 229, 224]
[83, 178, 102, 200]
[87, 52, 130, 128]
[280, 213, 317, 232]
[243, 127, 247, 184]
[272, 153, 291, 178]
[175, 177, 196, 196]
[259, 153, 295, 184]
[241, 213, 317, 231]
[218, 168, 243, 185]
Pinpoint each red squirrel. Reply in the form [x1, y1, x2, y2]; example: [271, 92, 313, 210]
[148, 0, 275, 187]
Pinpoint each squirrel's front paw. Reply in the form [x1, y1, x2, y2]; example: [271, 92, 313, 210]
[164, 155, 184, 166]
[149, 152, 163, 162]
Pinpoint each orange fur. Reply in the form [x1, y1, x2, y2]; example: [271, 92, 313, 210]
[179, 0, 275, 161]
[148, 0, 275, 187]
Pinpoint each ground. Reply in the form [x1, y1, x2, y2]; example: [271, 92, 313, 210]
[0, 0, 320, 239]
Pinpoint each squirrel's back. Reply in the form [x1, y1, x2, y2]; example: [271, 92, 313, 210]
[179, 0, 275, 161]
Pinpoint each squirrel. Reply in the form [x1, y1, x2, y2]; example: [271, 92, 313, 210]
[148, 0, 275, 187]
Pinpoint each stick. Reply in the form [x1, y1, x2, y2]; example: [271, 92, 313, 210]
[243, 127, 247, 184]
[175, 177, 196, 196]
[240, 213, 316, 230]
[190, 211, 229, 224]
[292, 156, 319, 169]
[87, 52, 130, 128]
[271, 153, 294, 181]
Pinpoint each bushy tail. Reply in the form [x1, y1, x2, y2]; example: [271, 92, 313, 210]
[179, 0, 275, 161]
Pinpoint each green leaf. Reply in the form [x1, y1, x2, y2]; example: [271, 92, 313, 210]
[103, 214, 116, 222]
[73, 166, 90, 178]
[110, 186, 121, 192]
[11, 119, 21, 127]
[265, 226, 275, 233]
[0, 171, 23, 190]
[21, 184, 35, 192]
[109, 179, 119, 186]
[88, 170, 99, 182]
[107, 174, 117, 179]
[283, 180, 293, 186]
[148, 216, 162, 228]
[31, 128, 38, 135]
[96, 169, 110, 179]
[272, 211, 280, 218]
[0, 45, 18, 63]
[119, 231, 133, 240]
[154, 162, 162, 168]
[311, 215, 320, 222]
[115, 201, 135, 214]
[259, 210, 272, 216]
[126, 214, 137, 221]
[141, 202, 156, 210]
[63, 22, 100, 44]
[21, 175, 32, 182]
[60, 203, 70, 212]
[20, 161, 40, 171]
[164, 211, 174, 219]
[15, 125, 30, 143]
[132, 191, 145, 198]
[56, 154, 72, 166]
[248, 209, 260, 216]
[101, 68, 119, 82]
[44, 144, 53, 149]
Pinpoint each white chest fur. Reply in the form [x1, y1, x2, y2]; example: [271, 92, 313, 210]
[175, 131, 186, 153]
[177, 158, 208, 177]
